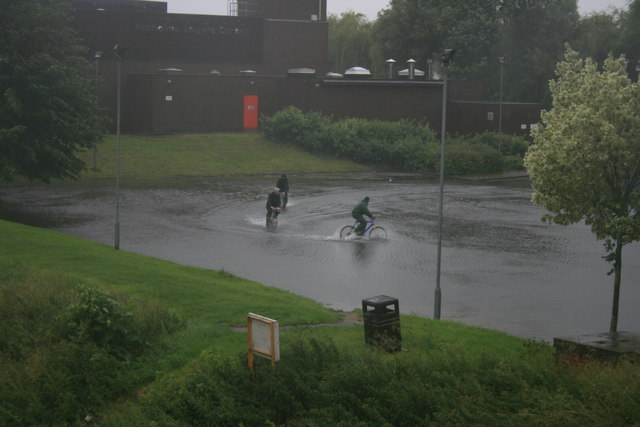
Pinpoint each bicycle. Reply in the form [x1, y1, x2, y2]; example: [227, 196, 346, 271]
[340, 218, 387, 240]
[266, 207, 281, 228]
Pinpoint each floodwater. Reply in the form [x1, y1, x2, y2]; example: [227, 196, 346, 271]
[1, 173, 638, 343]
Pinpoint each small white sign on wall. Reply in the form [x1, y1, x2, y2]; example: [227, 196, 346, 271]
[165, 95, 173, 101]
[247, 313, 280, 369]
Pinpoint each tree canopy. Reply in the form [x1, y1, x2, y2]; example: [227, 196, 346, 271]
[328, 12, 375, 74]
[524, 46, 640, 332]
[330, 0, 640, 105]
[0, 0, 105, 183]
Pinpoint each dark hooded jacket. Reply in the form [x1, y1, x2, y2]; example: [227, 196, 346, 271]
[351, 199, 372, 218]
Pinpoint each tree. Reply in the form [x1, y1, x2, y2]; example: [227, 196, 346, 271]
[0, 0, 105, 183]
[524, 47, 640, 333]
[374, 0, 502, 82]
[573, 11, 624, 66]
[498, 0, 580, 105]
[620, 0, 640, 79]
[328, 12, 375, 75]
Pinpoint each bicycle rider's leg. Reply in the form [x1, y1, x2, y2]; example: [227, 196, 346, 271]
[354, 214, 366, 235]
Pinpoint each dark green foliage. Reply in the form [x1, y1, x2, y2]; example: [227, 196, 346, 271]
[328, 12, 375, 74]
[462, 131, 530, 157]
[0, 265, 184, 425]
[429, 140, 504, 175]
[0, 0, 106, 182]
[62, 287, 148, 361]
[139, 336, 640, 426]
[263, 107, 518, 175]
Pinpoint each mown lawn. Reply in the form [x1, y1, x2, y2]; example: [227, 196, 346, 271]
[78, 133, 372, 179]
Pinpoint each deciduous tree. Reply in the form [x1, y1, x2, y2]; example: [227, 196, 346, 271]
[524, 47, 640, 332]
[328, 12, 375, 75]
[0, 0, 105, 183]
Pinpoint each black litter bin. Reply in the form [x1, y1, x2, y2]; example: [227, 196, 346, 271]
[362, 295, 401, 352]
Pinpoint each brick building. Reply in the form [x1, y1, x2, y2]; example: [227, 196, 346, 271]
[71, 0, 540, 135]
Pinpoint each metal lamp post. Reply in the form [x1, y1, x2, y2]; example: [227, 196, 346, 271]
[498, 56, 505, 135]
[434, 48, 455, 320]
[92, 51, 102, 171]
[113, 44, 127, 250]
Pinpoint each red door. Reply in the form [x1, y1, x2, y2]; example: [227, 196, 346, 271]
[243, 95, 259, 129]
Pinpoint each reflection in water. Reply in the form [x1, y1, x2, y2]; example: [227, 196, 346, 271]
[351, 241, 372, 265]
[1, 174, 638, 343]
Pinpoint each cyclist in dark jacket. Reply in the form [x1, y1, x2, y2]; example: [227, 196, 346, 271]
[351, 196, 374, 235]
[266, 187, 282, 226]
[276, 174, 289, 208]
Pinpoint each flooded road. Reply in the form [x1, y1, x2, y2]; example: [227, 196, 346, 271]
[1, 173, 638, 342]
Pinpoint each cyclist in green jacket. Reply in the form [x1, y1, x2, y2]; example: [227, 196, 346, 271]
[351, 196, 374, 235]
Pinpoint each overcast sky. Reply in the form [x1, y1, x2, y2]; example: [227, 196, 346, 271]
[159, 0, 631, 20]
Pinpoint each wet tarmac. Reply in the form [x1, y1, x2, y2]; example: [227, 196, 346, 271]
[1, 173, 638, 343]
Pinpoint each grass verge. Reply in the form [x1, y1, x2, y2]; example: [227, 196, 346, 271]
[78, 133, 372, 179]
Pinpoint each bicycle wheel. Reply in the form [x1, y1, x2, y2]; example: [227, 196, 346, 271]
[266, 214, 278, 228]
[368, 226, 387, 240]
[340, 225, 355, 239]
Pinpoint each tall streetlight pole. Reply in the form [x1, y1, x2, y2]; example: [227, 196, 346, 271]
[113, 44, 127, 250]
[92, 51, 102, 171]
[498, 56, 505, 136]
[434, 48, 455, 320]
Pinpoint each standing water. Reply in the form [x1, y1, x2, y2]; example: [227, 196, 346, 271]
[1, 173, 638, 342]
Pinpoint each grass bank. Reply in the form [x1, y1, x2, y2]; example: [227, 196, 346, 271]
[78, 133, 372, 180]
[2, 220, 640, 425]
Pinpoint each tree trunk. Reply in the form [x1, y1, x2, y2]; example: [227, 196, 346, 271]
[609, 240, 623, 333]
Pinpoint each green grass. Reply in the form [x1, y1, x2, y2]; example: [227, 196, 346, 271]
[79, 133, 372, 179]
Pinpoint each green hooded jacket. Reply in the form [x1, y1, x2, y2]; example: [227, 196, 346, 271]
[351, 199, 372, 218]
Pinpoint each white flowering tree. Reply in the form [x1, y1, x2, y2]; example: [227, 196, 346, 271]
[524, 46, 640, 333]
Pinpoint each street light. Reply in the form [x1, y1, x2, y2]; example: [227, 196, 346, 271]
[434, 48, 455, 320]
[92, 51, 102, 171]
[498, 56, 505, 135]
[113, 44, 127, 250]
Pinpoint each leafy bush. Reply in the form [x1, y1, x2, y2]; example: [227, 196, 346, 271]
[263, 108, 527, 174]
[62, 286, 146, 361]
[0, 266, 184, 425]
[138, 335, 640, 426]
[263, 107, 438, 170]
[465, 131, 530, 157]
[436, 139, 502, 175]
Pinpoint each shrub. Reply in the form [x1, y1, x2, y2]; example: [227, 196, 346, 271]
[465, 131, 530, 157]
[427, 140, 503, 175]
[263, 109, 529, 174]
[62, 286, 147, 361]
[0, 266, 185, 425]
[138, 335, 640, 426]
[264, 108, 438, 171]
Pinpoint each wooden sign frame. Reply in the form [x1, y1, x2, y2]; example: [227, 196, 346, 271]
[247, 313, 280, 369]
